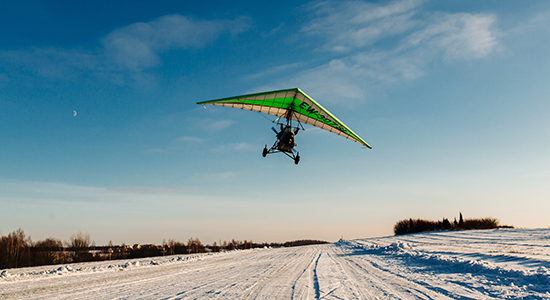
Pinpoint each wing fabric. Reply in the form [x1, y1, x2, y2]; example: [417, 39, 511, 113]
[197, 88, 371, 149]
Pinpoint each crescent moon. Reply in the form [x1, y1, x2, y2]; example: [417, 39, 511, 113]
[73, 110, 77, 117]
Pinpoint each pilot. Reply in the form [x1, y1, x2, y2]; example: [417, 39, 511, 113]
[280, 126, 296, 151]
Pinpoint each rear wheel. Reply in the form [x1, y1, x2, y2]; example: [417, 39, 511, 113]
[294, 155, 300, 165]
[262, 146, 268, 157]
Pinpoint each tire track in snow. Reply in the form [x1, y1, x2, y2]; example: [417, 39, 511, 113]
[2, 251, 257, 299]
[327, 241, 496, 299]
[132, 250, 271, 299]
[311, 252, 321, 300]
[292, 249, 321, 300]
[317, 244, 435, 299]
[338, 252, 450, 299]
[340, 239, 536, 299]
[3, 229, 549, 299]
[236, 246, 321, 299]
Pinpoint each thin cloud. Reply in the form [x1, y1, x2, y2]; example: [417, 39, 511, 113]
[268, 0, 500, 103]
[0, 179, 197, 204]
[107, 186, 189, 195]
[302, 0, 424, 52]
[205, 119, 235, 131]
[0, 15, 250, 84]
[195, 172, 237, 183]
[175, 136, 204, 143]
[1, 180, 115, 204]
[244, 62, 304, 81]
[407, 13, 498, 60]
[212, 142, 254, 153]
[142, 148, 166, 154]
[229, 142, 252, 150]
[1, 47, 99, 81]
[102, 15, 250, 71]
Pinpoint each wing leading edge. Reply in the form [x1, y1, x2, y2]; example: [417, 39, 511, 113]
[197, 88, 372, 149]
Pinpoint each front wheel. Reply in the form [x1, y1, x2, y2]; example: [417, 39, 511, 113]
[262, 146, 268, 157]
[294, 155, 300, 165]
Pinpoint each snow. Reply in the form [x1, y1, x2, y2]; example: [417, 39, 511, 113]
[1, 228, 549, 299]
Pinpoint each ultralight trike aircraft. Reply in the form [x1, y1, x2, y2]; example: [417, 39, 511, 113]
[197, 88, 371, 164]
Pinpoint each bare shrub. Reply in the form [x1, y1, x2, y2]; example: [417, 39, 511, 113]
[394, 213, 503, 235]
[32, 237, 66, 266]
[187, 238, 205, 253]
[66, 231, 95, 262]
[0, 228, 31, 269]
[462, 218, 499, 230]
[394, 218, 440, 235]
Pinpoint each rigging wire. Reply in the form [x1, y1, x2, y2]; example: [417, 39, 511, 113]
[257, 111, 277, 123]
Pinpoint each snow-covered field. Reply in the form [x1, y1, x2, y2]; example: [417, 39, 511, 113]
[1, 228, 549, 299]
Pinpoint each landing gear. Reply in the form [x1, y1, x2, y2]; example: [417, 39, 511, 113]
[263, 145, 300, 165]
[262, 103, 304, 164]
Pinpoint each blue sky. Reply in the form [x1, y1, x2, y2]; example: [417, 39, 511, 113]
[1, 0, 550, 245]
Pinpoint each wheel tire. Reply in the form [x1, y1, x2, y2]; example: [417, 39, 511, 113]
[294, 155, 300, 165]
[262, 146, 268, 157]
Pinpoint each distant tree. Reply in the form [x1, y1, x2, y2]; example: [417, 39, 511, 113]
[66, 231, 94, 262]
[32, 237, 65, 266]
[394, 218, 443, 235]
[166, 239, 176, 255]
[105, 240, 114, 260]
[442, 218, 452, 230]
[172, 241, 187, 254]
[462, 218, 499, 230]
[211, 241, 220, 252]
[187, 238, 205, 253]
[394, 219, 411, 235]
[394, 214, 503, 235]
[131, 244, 161, 258]
[228, 239, 239, 251]
[283, 240, 329, 247]
[0, 228, 31, 269]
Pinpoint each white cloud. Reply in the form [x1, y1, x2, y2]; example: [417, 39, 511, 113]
[268, 0, 500, 102]
[228, 142, 252, 150]
[302, 0, 424, 52]
[205, 119, 235, 131]
[102, 15, 249, 71]
[212, 142, 254, 153]
[407, 13, 498, 60]
[0, 15, 250, 83]
[176, 136, 204, 143]
[244, 62, 304, 81]
[302, 0, 498, 58]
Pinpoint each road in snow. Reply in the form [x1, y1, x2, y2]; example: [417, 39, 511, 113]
[1, 229, 550, 299]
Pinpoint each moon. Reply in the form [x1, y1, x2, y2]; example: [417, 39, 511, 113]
[73, 110, 77, 117]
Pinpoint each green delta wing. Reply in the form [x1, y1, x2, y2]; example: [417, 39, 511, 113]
[197, 88, 371, 149]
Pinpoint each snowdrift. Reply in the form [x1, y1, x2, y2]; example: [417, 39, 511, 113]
[1, 228, 549, 299]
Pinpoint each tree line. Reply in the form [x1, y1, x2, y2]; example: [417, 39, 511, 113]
[0, 228, 327, 269]
[394, 212, 512, 235]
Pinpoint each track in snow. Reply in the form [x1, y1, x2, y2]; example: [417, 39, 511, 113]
[1, 229, 549, 299]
